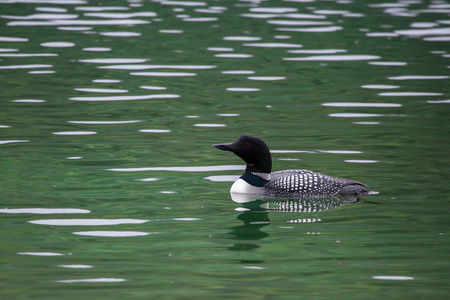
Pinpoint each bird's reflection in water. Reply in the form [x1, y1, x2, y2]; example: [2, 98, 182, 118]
[227, 193, 361, 252]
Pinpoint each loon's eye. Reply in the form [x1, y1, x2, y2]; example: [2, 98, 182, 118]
[244, 143, 250, 147]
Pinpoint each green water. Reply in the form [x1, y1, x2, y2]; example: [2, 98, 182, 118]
[1, 0, 449, 299]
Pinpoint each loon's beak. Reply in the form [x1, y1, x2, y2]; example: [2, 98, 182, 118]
[213, 142, 237, 152]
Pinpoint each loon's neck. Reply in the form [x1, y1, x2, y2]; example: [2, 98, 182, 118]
[240, 165, 270, 187]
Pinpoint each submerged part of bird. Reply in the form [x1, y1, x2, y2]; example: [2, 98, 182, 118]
[213, 135, 378, 199]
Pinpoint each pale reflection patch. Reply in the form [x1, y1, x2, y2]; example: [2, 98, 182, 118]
[29, 219, 149, 226]
[322, 102, 401, 107]
[108, 165, 245, 172]
[69, 120, 141, 124]
[69, 94, 180, 101]
[18, 252, 65, 256]
[285, 55, 380, 61]
[53, 131, 97, 135]
[56, 278, 126, 283]
[58, 265, 93, 268]
[0, 208, 90, 214]
[41, 41, 75, 47]
[99, 32, 141, 37]
[73, 231, 151, 237]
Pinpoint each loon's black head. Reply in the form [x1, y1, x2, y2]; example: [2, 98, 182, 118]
[213, 135, 272, 174]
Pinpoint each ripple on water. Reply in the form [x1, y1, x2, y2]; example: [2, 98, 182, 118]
[130, 72, 197, 76]
[69, 94, 180, 101]
[214, 54, 253, 58]
[11, 99, 46, 102]
[288, 49, 346, 54]
[139, 129, 171, 133]
[388, 75, 449, 80]
[99, 64, 216, 70]
[277, 26, 343, 33]
[40, 42, 75, 47]
[0, 208, 90, 214]
[322, 102, 401, 107]
[99, 32, 141, 37]
[74, 88, 128, 93]
[194, 123, 226, 127]
[82, 47, 111, 51]
[52, 131, 97, 135]
[0, 140, 30, 145]
[248, 76, 286, 81]
[107, 165, 245, 172]
[284, 55, 380, 61]
[223, 36, 261, 41]
[69, 120, 142, 124]
[28, 219, 149, 226]
[79, 58, 148, 63]
[226, 87, 260, 92]
[73, 231, 152, 237]
[18, 252, 65, 256]
[56, 278, 126, 283]
[379, 92, 443, 96]
[361, 84, 400, 89]
[243, 42, 302, 48]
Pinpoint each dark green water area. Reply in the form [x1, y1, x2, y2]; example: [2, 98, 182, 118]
[1, 0, 449, 299]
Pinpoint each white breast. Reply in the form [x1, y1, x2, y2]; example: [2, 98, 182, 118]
[230, 178, 260, 194]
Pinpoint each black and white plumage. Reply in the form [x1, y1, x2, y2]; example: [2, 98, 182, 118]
[213, 135, 378, 198]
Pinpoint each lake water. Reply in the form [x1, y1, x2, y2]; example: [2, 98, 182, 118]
[1, 0, 449, 299]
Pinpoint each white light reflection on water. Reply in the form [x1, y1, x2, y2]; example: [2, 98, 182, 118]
[130, 72, 197, 76]
[99, 64, 216, 70]
[108, 165, 245, 172]
[56, 278, 126, 283]
[214, 54, 253, 58]
[0, 64, 52, 69]
[277, 26, 343, 33]
[99, 32, 141, 37]
[379, 92, 443, 96]
[69, 120, 141, 124]
[288, 49, 346, 54]
[73, 231, 152, 237]
[222, 70, 255, 74]
[361, 84, 400, 89]
[7, 19, 150, 26]
[0, 140, 30, 145]
[11, 99, 46, 102]
[284, 55, 380, 61]
[58, 265, 93, 268]
[226, 87, 260, 91]
[74, 88, 128, 93]
[372, 276, 414, 280]
[243, 42, 302, 48]
[322, 102, 401, 107]
[69, 94, 180, 101]
[139, 129, 171, 133]
[248, 76, 286, 81]
[82, 47, 111, 51]
[368, 61, 407, 66]
[52, 131, 97, 135]
[79, 58, 148, 63]
[388, 75, 449, 80]
[18, 252, 66, 256]
[329, 113, 404, 118]
[84, 12, 156, 18]
[267, 20, 333, 26]
[141, 86, 166, 90]
[0, 208, 90, 214]
[194, 123, 226, 127]
[29, 219, 149, 226]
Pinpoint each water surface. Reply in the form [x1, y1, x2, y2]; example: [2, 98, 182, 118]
[1, 0, 449, 299]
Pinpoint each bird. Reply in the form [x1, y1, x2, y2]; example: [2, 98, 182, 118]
[213, 135, 378, 199]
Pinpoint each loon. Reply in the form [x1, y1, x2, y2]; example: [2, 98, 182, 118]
[213, 135, 378, 198]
